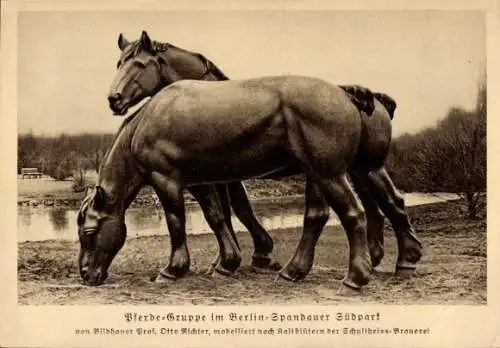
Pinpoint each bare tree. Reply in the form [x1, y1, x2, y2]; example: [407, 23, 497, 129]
[386, 80, 486, 219]
[435, 82, 486, 219]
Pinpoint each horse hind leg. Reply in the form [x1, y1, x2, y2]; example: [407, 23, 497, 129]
[349, 171, 385, 268]
[279, 179, 329, 281]
[279, 112, 370, 288]
[279, 174, 372, 290]
[205, 184, 241, 275]
[215, 184, 240, 250]
[315, 174, 372, 290]
[363, 167, 423, 276]
[226, 182, 277, 270]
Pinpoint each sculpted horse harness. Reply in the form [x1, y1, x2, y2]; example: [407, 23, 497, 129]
[76, 31, 422, 293]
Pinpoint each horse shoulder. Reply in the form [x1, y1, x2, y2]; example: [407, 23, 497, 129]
[130, 109, 183, 174]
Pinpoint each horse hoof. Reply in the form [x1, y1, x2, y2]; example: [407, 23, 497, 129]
[251, 266, 274, 274]
[278, 268, 303, 282]
[268, 261, 283, 271]
[337, 281, 362, 296]
[214, 264, 235, 277]
[272, 273, 292, 285]
[371, 254, 384, 269]
[154, 270, 177, 284]
[369, 246, 384, 269]
[251, 255, 272, 269]
[251, 261, 282, 274]
[395, 266, 416, 278]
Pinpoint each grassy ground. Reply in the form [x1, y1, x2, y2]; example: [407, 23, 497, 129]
[18, 200, 486, 305]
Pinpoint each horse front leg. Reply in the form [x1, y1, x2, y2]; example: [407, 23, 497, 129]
[363, 167, 423, 276]
[226, 182, 277, 269]
[149, 171, 190, 281]
[349, 171, 385, 268]
[189, 185, 242, 275]
[279, 179, 329, 281]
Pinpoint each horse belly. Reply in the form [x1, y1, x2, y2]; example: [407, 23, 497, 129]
[180, 131, 292, 184]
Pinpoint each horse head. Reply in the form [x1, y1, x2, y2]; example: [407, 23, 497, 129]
[108, 30, 218, 115]
[107, 31, 168, 115]
[76, 185, 127, 286]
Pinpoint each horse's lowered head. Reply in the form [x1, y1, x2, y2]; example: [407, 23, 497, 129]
[76, 186, 127, 286]
[108, 30, 222, 116]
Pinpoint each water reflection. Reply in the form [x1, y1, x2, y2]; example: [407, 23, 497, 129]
[48, 208, 69, 232]
[18, 208, 32, 228]
[17, 193, 458, 242]
[17, 199, 319, 242]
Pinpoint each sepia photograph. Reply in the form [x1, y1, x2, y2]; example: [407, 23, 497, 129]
[1, 0, 498, 347]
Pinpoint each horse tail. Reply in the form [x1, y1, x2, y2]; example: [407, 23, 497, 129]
[339, 84, 375, 116]
[373, 92, 397, 120]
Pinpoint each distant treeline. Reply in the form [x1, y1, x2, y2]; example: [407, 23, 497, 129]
[18, 132, 114, 181]
[385, 83, 486, 218]
[18, 84, 486, 218]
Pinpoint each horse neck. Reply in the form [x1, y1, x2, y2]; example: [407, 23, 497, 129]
[158, 45, 230, 83]
[98, 114, 144, 216]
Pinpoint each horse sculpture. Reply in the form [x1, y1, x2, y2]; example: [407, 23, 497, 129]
[80, 72, 380, 292]
[76, 36, 424, 293]
[105, 31, 422, 275]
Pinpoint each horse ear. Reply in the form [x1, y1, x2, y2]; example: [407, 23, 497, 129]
[118, 33, 130, 51]
[140, 30, 154, 52]
[94, 185, 107, 210]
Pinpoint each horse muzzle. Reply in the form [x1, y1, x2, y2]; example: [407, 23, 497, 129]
[80, 266, 108, 286]
[108, 93, 129, 116]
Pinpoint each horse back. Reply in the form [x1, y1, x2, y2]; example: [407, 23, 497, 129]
[132, 76, 362, 180]
[142, 75, 360, 145]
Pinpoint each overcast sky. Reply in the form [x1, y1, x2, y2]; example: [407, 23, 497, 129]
[17, 10, 485, 136]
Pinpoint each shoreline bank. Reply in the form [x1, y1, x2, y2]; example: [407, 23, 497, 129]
[17, 193, 308, 209]
[18, 192, 460, 209]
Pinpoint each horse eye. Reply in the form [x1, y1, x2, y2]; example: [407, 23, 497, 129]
[133, 60, 146, 68]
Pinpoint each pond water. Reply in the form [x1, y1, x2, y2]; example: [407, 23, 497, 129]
[17, 193, 459, 242]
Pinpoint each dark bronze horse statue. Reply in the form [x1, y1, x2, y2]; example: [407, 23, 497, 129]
[106, 31, 422, 274]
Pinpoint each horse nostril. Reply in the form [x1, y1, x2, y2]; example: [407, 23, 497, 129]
[108, 93, 122, 105]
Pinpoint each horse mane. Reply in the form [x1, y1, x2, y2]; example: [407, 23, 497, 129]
[132, 37, 397, 119]
[138, 39, 231, 81]
[194, 52, 230, 80]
